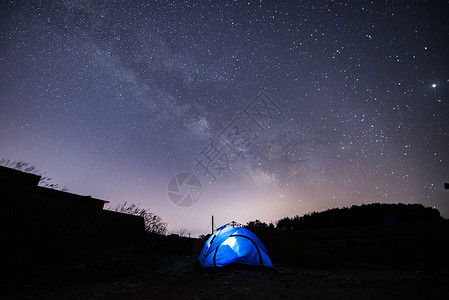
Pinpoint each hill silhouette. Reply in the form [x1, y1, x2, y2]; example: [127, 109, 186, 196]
[276, 203, 442, 231]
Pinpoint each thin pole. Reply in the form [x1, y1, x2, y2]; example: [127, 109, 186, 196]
[212, 215, 214, 234]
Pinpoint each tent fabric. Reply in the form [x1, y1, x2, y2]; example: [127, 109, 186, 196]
[198, 225, 274, 268]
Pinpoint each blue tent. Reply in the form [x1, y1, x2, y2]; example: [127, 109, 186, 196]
[198, 225, 274, 268]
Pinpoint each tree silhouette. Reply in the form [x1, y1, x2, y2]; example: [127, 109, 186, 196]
[245, 219, 275, 231]
[276, 203, 442, 231]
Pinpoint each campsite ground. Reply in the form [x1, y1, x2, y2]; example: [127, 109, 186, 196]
[5, 256, 449, 299]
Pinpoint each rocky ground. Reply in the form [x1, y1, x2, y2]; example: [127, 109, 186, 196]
[4, 256, 449, 299]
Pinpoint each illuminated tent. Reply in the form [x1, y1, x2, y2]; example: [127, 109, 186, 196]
[198, 225, 273, 268]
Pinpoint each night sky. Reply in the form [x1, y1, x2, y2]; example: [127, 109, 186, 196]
[1, 1, 448, 236]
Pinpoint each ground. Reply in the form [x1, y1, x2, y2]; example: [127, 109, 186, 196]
[4, 256, 449, 299]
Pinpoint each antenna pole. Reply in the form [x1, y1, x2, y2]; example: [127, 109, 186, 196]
[212, 215, 214, 234]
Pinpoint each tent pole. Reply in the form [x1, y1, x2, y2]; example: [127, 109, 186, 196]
[212, 215, 214, 234]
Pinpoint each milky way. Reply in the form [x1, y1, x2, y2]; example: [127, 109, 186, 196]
[1, 1, 448, 236]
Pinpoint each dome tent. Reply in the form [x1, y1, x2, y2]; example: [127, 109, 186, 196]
[198, 224, 273, 269]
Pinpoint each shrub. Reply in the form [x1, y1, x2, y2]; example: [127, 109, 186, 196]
[107, 202, 167, 235]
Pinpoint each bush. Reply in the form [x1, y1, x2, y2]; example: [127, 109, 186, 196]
[0, 159, 68, 191]
[107, 202, 167, 235]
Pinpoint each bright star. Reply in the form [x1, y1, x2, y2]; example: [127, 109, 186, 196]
[432, 83, 437, 88]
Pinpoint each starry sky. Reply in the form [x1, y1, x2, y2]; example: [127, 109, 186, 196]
[1, 0, 448, 236]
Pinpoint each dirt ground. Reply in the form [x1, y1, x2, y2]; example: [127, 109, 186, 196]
[4, 257, 449, 300]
